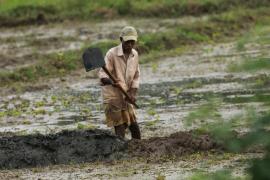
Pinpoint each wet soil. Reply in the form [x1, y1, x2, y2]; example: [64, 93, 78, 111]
[128, 131, 219, 159]
[0, 129, 220, 169]
[0, 129, 126, 169]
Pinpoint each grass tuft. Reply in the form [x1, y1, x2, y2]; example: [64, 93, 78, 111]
[228, 57, 270, 72]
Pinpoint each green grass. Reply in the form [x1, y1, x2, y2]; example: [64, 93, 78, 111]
[225, 94, 270, 104]
[77, 122, 96, 130]
[0, 50, 81, 85]
[139, 7, 265, 63]
[187, 98, 270, 153]
[0, 0, 60, 12]
[189, 170, 238, 180]
[237, 23, 270, 50]
[0, 0, 270, 26]
[229, 57, 270, 72]
[184, 98, 222, 127]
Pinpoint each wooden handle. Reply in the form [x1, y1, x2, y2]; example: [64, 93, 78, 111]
[102, 66, 139, 108]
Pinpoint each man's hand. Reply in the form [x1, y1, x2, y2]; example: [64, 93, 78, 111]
[126, 88, 137, 103]
[101, 78, 113, 86]
[101, 78, 123, 89]
[112, 79, 122, 89]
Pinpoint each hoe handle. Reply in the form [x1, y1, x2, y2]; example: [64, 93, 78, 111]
[102, 66, 139, 109]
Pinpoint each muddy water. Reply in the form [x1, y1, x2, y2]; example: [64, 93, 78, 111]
[1, 42, 269, 137]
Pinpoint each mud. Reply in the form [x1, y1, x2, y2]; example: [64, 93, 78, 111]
[129, 131, 219, 160]
[0, 129, 126, 169]
[0, 129, 221, 169]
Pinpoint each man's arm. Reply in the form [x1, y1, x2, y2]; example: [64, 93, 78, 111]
[128, 63, 140, 102]
[131, 63, 140, 89]
[98, 51, 113, 85]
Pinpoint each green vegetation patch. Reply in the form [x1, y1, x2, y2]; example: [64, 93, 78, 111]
[0, 50, 81, 86]
[1, 0, 270, 26]
[186, 96, 270, 179]
[226, 94, 270, 104]
[229, 57, 270, 72]
[185, 98, 222, 127]
[140, 7, 270, 63]
[189, 170, 238, 180]
[237, 20, 270, 50]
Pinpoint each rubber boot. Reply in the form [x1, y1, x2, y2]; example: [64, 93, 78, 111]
[114, 124, 126, 138]
[129, 122, 141, 139]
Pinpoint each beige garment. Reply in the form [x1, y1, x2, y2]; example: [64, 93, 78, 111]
[98, 44, 140, 109]
[104, 103, 137, 127]
[98, 44, 140, 127]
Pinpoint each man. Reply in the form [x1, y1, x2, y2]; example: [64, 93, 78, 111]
[98, 26, 141, 139]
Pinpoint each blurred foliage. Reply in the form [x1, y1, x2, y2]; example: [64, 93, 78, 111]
[224, 22, 270, 169]
[231, 113, 270, 180]
[0, 0, 269, 28]
[187, 100, 270, 180]
[187, 34, 270, 177]
[229, 57, 270, 73]
[185, 98, 222, 127]
[225, 93, 270, 105]
[185, 96, 270, 179]
[189, 170, 238, 180]
[237, 22, 270, 50]
[1, 0, 270, 23]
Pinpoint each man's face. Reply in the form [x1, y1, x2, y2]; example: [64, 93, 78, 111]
[122, 39, 135, 54]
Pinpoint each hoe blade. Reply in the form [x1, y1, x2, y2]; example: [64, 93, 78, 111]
[82, 47, 105, 72]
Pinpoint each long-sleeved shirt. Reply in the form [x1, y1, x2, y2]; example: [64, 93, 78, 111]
[98, 44, 140, 109]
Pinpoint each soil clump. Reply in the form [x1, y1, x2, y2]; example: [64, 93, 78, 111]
[128, 131, 219, 159]
[0, 130, 220, 169]
[0, 129, 126, 169]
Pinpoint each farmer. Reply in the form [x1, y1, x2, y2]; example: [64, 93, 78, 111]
[98, 26, 141, 139]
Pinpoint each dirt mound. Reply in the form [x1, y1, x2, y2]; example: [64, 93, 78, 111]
[128, 131, 219, 159]
[0, 130, 220, 169]
[0, 130, 126, 169]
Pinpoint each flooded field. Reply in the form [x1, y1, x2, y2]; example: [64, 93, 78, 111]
[0, 12, 270, 180]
